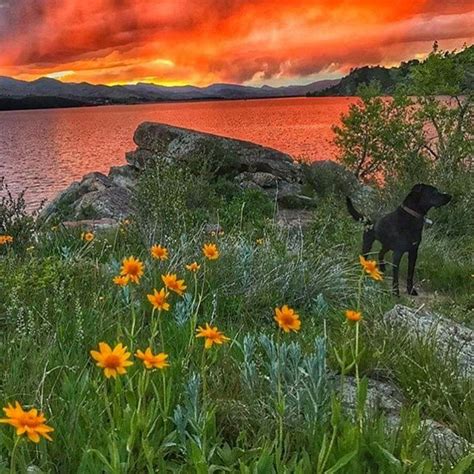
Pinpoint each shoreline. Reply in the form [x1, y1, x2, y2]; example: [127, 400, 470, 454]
[0, 94, 355, 113]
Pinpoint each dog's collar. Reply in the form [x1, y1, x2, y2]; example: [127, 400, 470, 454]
[401, 205, 423, 219]
[400, 205, 433, 225]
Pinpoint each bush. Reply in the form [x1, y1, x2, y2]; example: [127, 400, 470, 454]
[301, 160, 360, 198]
[0, 179, 38, 254]
[132, 161, 213, 242]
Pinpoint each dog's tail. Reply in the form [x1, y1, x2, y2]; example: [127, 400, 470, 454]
[346, 196, 370, 223]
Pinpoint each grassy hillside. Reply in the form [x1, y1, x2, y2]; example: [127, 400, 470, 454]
[0, 165, 472, 472]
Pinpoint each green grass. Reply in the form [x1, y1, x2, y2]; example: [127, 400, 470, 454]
[0, 172, 472, 472]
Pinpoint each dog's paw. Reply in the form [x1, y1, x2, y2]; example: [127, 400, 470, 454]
[407, 288, 418, 296]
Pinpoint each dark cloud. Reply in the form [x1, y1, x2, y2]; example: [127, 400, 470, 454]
[0, 0, 472, 84]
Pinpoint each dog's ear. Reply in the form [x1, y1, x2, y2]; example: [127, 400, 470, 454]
[410, 184, 424, 196]
[404, 184, 425, 206]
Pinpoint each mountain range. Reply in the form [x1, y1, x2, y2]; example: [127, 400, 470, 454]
[0, 76, 339, 111]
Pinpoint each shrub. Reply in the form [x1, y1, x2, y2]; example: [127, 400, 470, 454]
[0, 179, 38, 254]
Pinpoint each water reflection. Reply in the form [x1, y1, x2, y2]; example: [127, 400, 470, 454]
[0, 97, 354, 209]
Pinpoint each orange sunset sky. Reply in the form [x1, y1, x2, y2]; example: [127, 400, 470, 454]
[0, 0, 472, 86]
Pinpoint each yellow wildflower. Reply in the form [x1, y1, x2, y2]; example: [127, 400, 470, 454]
[161, 273, 187, 296]
[136, 348, 169, 369]
[203, 243, 219, 260]
[81, 231, 94, 242]
[345, 310, 362, 322]
[147, 288, 170, 311]
[196, 323, 230, 349]
[274, 305, 301, 333]
[120, 256, 144, 284]
[0, 402, 54, 443]
[359, 255, 383, 281]
[185, 262, 201, 272]
[0, 235, 13, 245]
[113, 275, 129, 287]
[90, 342, 133, 378]
[150, 244, 169, 261]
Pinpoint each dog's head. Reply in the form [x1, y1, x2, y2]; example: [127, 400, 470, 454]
[405, 184, 452, 213]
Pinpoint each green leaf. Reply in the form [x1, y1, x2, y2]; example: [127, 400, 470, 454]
[371, 442, 402, 468]
[324, 449, 358, 473]
[451, 452, 474, 474]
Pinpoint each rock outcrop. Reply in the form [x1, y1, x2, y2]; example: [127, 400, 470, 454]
[384, 305, 474, 377]
[339, 376, 473, 464]
[42, 122, 316, 223]
[41, 171, 134, 222]
[336, 303, 474, 464]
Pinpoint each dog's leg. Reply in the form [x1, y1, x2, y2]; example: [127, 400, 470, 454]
[362, 228, 375, 257]
[378, 247, 388, 273]
[392, 250, 403, 296]
[407, 246, 419, 296]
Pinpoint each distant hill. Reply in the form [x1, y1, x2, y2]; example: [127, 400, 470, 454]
[0, 96, 89, 111]
[0, 76, 340, 111]
[308, 45, 473, 96]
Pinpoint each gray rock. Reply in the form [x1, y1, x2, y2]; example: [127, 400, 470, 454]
[132, 122, 301, 181]
[41, 170, 133, 221]
[236, 171, 279, 188]
[420, 419, 473, 464]
[79, 172, 112, 192]
[41, 172, 113, 221]
[108, 165, 139, 189]
[338, 376, 404, 420]
[383, 305, 474, 377]
[41, 181, 82, 220]
[44, 122, 317, 222]
[62, 218, 119, 231]
[125, 149, 156, 171]
[238, 180, 262, 191]
[303, 160, 360, 197]
[73, 186, 132, 220]
[338, 375, 473, 464]
[275, 181, 316, 209]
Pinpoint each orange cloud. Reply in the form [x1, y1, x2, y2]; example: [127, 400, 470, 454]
[0, 0, 472, 85]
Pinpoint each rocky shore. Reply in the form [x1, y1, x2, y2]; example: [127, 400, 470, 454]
[41, 121, 359, 228]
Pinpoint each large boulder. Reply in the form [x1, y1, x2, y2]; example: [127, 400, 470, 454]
[72, 186, 132, 220]
[131, 122, 301, 182]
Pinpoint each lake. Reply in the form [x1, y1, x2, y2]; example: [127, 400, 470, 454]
[0, 97, 355, 209]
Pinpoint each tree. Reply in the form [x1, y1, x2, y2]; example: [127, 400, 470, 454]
[407, 45, 473, 180]
[333, 45, 473, 184]
[332, 82, 425, 182]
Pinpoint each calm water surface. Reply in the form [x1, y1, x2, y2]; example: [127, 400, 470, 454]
[0, 97, 354, 209]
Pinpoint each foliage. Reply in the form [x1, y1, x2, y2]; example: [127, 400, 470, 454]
[309, 44, 473, 97]
[407, 44, 473, 180]
[132, 160, 275, 246]
[0, 178, 38, 254]
[0, 178, 472, 471]
[332, 83, 426, 182]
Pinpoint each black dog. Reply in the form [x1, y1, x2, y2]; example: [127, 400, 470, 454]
[346, 184, 452, 296]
